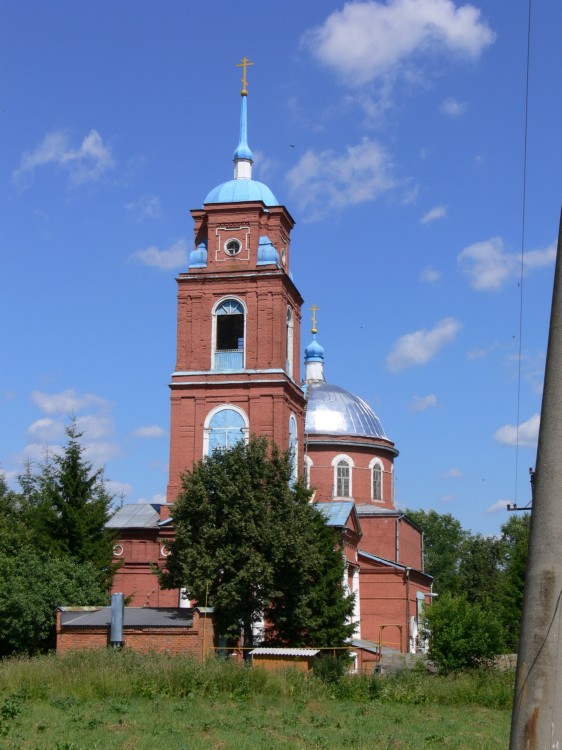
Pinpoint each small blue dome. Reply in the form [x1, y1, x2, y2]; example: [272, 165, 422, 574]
[188, 240, 208, 269]
[305, 336, 325, 363]
[204, 179, 279, 206]
[257, 235, 280, 266]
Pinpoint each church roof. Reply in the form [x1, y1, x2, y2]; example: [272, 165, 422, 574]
[106, 503, 162, 529]
[317, 501, 357, 528]
[204, 178, 279, 206]
[305, 382, 387, 439]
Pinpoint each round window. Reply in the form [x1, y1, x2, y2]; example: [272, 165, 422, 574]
[224, 238, 242, 256]
[160, 545, 172, 557]
[113, 544, 124, 557]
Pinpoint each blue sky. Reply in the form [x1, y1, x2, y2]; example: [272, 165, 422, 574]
[1, 1, 560, 536]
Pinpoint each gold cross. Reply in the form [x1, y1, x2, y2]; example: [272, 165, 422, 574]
[309, 304, 319, 334]
[236, 57, 254, 96]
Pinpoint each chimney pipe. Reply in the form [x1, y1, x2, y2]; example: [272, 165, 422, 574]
[110, 592, 125, 649]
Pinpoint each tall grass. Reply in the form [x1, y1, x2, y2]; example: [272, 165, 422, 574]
[0, 650, 514, 710]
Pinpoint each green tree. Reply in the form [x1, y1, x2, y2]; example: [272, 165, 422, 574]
[457, 533, 502, 607]
[160, 436, 354, 649]
[425, 592, 504, 672]
[0, 473, 108, 655]
[498, 513, 530, 651]
[0, 538, 107, 656]
[24, 421, 115, 573]
[406, 509, 468, 594]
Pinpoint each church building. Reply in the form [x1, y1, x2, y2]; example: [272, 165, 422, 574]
[108, 65, 432, 659]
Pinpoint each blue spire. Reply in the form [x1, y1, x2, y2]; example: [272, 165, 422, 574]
[233, 95, 253, 163]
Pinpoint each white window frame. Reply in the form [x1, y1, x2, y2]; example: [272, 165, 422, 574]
[332, 454, 354, 498]
[203, 404, 249, 456]
[369, 458, 384, 502]
[211, 296, 247, 371]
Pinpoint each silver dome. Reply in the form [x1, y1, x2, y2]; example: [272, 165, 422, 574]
[305, 382, 387, 439]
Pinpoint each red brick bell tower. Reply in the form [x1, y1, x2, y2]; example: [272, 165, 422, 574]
[166, 70, 305, 503]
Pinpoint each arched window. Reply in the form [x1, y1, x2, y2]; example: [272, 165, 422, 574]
[332, 454, 353, 498]
[203, 406, 249, 455]
[213, 298, 245, 371]
[289, 414, 298, 484]
[286, 306, 294, 378]
[369, 458, 384, 502]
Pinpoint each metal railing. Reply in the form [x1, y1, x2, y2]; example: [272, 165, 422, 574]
[214, 349, 243, 370]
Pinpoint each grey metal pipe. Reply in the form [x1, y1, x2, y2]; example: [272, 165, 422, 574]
[110, 592, 125, 648]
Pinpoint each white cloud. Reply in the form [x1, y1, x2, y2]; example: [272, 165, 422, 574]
[421, 205, 447, 224]
[466, 342, 499, 360]
[125, 195, 162, 220]
[136, 493, 167, 505]
[440, 494, 454, 502]
[439, 97, 467, 117]
[486, 499, 511, 514]
[440, 468, 463, 478]
[13, 129, 114, 188]
[523, 242, 557, 269]
[75, 414, 114, 440]
[494, 413, 540, 447]
[1, 468, 19, 483]
[27, 417, 65, 442]
[419, 265, 442, 283]
[130, 240, 188, 271]
[22, 442, 63, 462]
[410, 393, 438, 411]
[105, 480, 133, 499]
[83, 441, 121, 465]
[31, 389, 111, 416]
[458, 238, 556, 291]
[304, 0, 495, 87]
[286, 138, 396, 219]
[131, 425, 167, 439]
[387, 317, 461, 371]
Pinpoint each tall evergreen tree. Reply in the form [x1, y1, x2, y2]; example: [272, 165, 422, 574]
[25, 421, 115, 572]
[160, 436, 354, 649]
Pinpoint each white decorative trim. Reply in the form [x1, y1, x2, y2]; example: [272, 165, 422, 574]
[214, 225, 250, 262]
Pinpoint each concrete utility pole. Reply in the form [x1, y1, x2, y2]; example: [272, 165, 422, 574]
[510, 209, 562, 750]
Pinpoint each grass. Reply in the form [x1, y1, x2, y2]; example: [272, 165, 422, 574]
[0, 651, 513, 749]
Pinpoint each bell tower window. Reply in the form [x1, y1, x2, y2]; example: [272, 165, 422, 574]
[203, 405, 249, 456]
[213, 298, 245, 371]
[371, 460, 383, 502]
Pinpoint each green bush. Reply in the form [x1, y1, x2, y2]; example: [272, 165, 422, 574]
[425, 593, 504, 672]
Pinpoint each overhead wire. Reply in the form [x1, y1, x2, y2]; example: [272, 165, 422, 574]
[514, 0, 533, 507]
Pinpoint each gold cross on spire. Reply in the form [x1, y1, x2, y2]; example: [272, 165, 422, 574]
[309, 304, 319, 334]
[236, 57, 254, 96]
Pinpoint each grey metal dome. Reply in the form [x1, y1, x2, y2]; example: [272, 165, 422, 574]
[305, 382, 387, 439]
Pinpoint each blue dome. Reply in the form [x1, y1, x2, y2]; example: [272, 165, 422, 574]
[257, 235, 280, 266]
[305, 382, 387, 440]
[204, 179, 279, 206]
[304, 336, 324, 362]
[188, 240, 208, 269]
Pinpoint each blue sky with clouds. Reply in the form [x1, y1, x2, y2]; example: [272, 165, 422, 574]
[1, 1, 560, 535]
